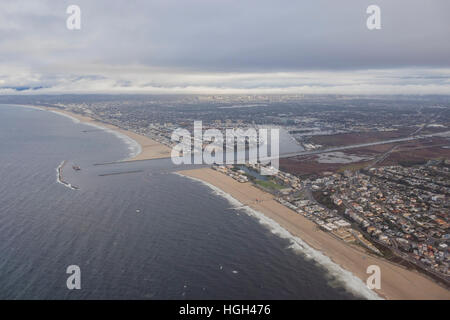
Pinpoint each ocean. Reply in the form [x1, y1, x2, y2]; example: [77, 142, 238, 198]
[0, 104, 373, 299]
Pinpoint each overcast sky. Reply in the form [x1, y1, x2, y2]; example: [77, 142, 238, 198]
[0, 0, 449, 94]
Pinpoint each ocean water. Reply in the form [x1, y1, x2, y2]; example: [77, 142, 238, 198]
[0, 104, 370, 299]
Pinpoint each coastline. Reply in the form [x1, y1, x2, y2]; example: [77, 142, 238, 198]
[8, 103, 449, 299]
[35, 105, 172, 161]
[178, 167, 450, 300]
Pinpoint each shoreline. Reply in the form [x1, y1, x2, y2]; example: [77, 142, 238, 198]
[7, 103, 449, 299]
[178, 167, 450, 300]
[176, 171, 382, 300]
[26, 104, 172, 161]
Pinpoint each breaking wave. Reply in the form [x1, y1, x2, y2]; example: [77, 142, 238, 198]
[176, 173, 383, 300]
[56, 160, 79, 190]
[80, 121, 142, 161]
[48, 110, 80, 124]
[44, 107, 141, 161]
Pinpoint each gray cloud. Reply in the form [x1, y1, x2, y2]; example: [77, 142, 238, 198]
[0, 0, 449, 94]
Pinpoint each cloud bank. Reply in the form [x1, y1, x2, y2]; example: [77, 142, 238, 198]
[0, 0, 449, 94]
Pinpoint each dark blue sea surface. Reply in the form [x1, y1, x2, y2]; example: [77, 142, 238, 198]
[0, 104, 362, 299]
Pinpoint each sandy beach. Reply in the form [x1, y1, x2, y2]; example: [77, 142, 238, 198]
[43, 106, 171, 161]
[179, 167, 450, 300]
[30, 104, 449, 299]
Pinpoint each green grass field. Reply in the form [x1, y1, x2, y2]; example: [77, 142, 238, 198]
[254, 179, 284, 190]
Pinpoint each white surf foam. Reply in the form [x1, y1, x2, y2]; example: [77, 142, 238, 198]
[48, 110, 80, 124]
[5, 104, 46, 111]
[9, 104, 142, 160]
[7, 104, 81, 125]
[176, 172, 383, 300]
[79, 121, 142, 160]
[44, 107, 141, 161]
[55, 160, 78, 191]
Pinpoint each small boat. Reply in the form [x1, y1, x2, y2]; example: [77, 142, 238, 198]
[72, 165, 81, 171]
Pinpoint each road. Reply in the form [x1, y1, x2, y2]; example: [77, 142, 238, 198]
[93, 130, 450, 167]
[268, 130, 450, 161]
